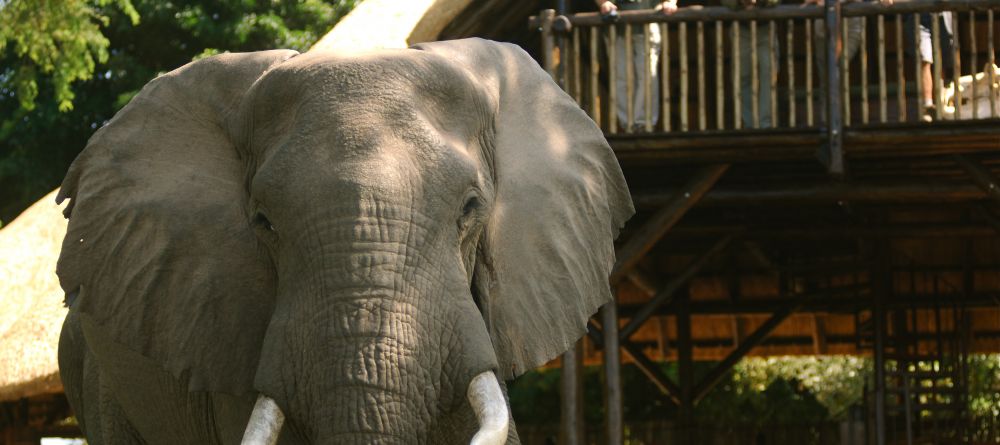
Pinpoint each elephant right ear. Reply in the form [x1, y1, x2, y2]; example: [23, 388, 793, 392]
[56, 50, 297, 395]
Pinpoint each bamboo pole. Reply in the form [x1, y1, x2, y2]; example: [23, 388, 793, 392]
[770, 21, 778, 127]
[590, 26, 601, 129]
[717, 21, 725, 129]
[626, 24, 635, 132]
[986, 9, 997, 118]
[609, 24, 619, 134]
[842, 17, 851, 125]
[662, 23, 672, 132]
[807, 19, 814, 126]
[824, 0, 844, 174]
[560, 342, 583, 445]
[861, 16, 870, 124]
[698, 21, 707, 131]
[680, 22, 689, 131]
[573, 27, 582, 104]
[644, 24, 653, 132]
[932, 13, 943, 120]
[788, 19, 796, 127]
[879, 15, 888, 122]
[914, 13, 923, 119]
[896, 14, 906, 122]
[751, 21, 760, 128]
[969, 11, 977, 120]
[989, 10, 996, 118]
[733, 21, 742, 129]
[952, 12, 962, 120]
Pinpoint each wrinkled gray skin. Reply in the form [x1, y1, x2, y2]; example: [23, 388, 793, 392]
[56, 39, 633, 444]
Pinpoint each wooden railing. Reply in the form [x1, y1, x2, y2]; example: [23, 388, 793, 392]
[534, 0, 1000, 173]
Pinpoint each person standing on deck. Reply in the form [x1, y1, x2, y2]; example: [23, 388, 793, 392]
[722, 0, 781, 129]
[807, 0, 893, 120]
[883, 0, 955, 121]
[596, 0, 678, 132]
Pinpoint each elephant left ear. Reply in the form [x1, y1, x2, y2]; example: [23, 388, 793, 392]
[412, 39, 634, 379]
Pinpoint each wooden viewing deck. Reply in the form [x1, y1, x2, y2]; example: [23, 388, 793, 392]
[533, 1, 1000, 444]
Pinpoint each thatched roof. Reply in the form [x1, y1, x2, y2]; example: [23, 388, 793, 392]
[0, 190, 67, 402]
[310, 0, 474, 52]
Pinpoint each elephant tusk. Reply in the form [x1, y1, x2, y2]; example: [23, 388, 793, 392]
[241, 395, 285, 445]
[467, 371, 509, 445]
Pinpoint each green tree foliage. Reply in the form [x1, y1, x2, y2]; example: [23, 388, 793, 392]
[0, 0, 139, 112]
[0, 0, 357, 223]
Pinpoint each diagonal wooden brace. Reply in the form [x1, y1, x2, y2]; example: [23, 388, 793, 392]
[610, 164, 730, 285]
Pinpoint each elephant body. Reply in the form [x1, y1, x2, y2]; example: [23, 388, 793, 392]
[56, 39, 633, 444]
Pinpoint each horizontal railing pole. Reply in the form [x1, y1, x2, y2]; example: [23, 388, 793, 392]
[529, 0, 997, 29]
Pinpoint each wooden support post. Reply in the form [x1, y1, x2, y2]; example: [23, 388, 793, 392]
[610, 164, 730, 284]
[619, 234, 736, 340]
[600, 302, 623, 445]
[676, 289, 695, 438]
[560, 341, 584, 445]
[691, 291, 807, 403]
[812, 313, 828, 354]
[872, 240, 889, 445]
[953, 154, 1000, 206]
[822, 0, 844, 175]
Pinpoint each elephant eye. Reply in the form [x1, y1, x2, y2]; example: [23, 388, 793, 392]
[254, 211, 277, 233]
[462, 195, 481, 218]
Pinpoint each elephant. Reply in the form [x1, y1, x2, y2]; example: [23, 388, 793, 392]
[55, 38, 633, 444]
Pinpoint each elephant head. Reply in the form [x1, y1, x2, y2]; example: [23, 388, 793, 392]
[56, 38, 633, 444]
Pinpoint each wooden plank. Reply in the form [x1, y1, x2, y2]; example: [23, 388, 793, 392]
[619, 234, 736, 340]
[632, 182, 990, 207]
[953, 154, 1000, 205]
[609, 164, 730, 284]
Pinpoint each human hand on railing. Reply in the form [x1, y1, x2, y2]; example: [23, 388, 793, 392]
[656, 0, 678, 15]
[597, 0, 617, 15]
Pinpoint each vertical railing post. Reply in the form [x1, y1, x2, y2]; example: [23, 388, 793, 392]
[540, 10, 556, 79]
[601, 300, 623, 445]
[821, 0, 844, 176]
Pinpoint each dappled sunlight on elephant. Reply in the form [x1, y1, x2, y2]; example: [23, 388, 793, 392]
[56, 39, 633, 444]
